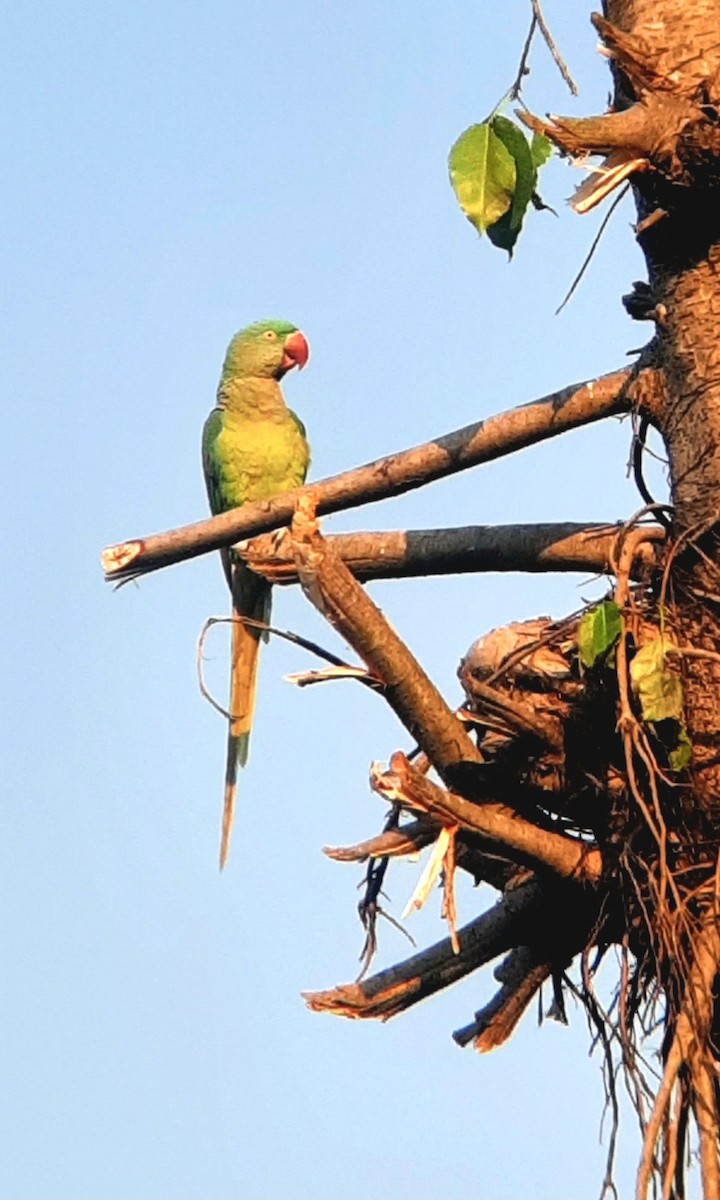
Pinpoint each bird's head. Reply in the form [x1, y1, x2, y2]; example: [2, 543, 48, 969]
[221, 319, 310, 383]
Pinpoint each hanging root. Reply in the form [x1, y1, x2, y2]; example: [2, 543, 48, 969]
[636, 920, 720, 1200]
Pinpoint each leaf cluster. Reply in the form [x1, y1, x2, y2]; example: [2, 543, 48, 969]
[448, 116, 552, 256]
[578, 602, 692, 771]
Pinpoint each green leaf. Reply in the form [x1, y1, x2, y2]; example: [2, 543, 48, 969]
[449, 123, 516, 235]
[486, 116, 537, 257]
[530, 132, 553, 169]
[577, 601, 622, 669]
[630, 637, 684, 724]
[669, 729, 692, 771]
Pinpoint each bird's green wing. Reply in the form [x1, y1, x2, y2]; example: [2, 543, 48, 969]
[201, 407, 225, 516]
[202, 407, 234, 587]
[289, 407, 309, 451]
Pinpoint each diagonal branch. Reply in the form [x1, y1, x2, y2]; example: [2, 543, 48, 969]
[240, 522, 664, 584]
[305, 872, 599, 1023]
[288, 503, 485, 788]
[101, 368, 635, 582]
[530, 0, 577, 95]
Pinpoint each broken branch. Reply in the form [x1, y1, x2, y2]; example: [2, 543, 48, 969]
[325, 820, 534, 893]
[303, 879, 545, 1020]
[324, 819, 436, 863]
[372, 753, 602, 884]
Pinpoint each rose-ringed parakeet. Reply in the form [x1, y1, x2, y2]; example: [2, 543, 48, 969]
[202, 319, 310, 868]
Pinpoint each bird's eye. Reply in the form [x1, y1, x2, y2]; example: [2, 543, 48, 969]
[264, 330, 277, 341]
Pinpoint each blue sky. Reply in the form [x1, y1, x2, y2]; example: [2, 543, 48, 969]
[4, 3, 661, 1197]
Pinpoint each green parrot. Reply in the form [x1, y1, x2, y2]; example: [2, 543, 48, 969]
[202, 319, 310, 868]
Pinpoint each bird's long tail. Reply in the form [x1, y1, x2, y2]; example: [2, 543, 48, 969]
[220, 568, 271, 869]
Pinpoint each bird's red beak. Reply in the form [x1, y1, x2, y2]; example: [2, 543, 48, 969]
[281, 330, 310, 372]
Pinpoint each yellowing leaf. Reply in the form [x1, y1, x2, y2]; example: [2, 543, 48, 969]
[630, 637, 684, 724]
[449, 123, 516, 235]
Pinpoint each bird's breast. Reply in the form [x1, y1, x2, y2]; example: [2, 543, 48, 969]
[215, 410, 309, 509]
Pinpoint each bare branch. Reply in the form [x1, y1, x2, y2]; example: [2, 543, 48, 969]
[519, 90, 705, 214]
[240, 522, 664, 585]
[530, 0, 578, 95]
[372, 753, 602, 884]
[289, 511, 601, 881]
[288, 506, 485, 788]
[519, 100, 683, 162]
[101, 368, 634, 582]
[302, 880, 545, 1020]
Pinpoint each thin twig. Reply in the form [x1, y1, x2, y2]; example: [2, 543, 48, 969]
[556, 187, 629, 314]
[510, 12, 538, 100]
[196, 613, 381, 719]
[580, 951, 621, 1200]
[679, 646, 720, 668]
[631, 412, 672, 529]
[357, 805, 407, 979]
[196, 617, 234, 720]
[531, 0, 578, 95]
